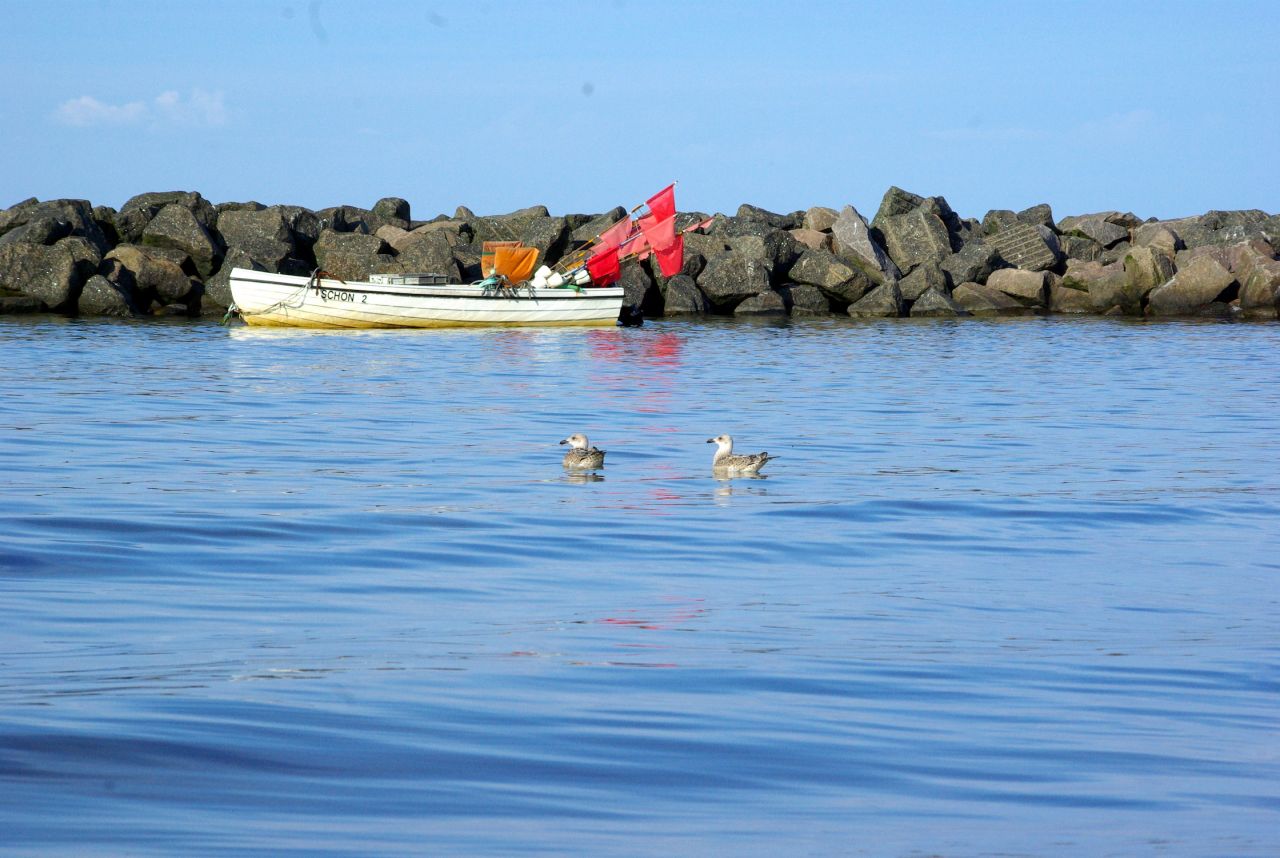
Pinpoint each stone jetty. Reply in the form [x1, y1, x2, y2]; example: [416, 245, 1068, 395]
[1, 188, 1277, 320]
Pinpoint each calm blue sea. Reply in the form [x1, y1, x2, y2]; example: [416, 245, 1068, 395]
[1, 315, 1277, 856]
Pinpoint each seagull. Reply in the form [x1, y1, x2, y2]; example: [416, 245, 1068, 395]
[707, 434, 775, 475]
[560, 433, 606, 469]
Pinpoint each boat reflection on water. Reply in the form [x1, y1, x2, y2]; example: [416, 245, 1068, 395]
[586, 329, 685, 369]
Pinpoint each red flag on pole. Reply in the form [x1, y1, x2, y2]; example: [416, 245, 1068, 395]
[585, 245, 621, 286]
[640, 214, 683, 277]
[646, 184, 676, 223]
[640, 213, 676, 250]
[593, 217, 634, 255]
[620, 228, 651, 261]
[653, 233, 684, 277]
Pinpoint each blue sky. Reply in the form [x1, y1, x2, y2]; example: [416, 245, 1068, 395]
[2, 1, 1277, 222]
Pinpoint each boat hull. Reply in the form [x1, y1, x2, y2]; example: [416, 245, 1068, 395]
[228, 268, 626, 328]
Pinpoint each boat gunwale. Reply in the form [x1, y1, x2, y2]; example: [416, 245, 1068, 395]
[229, 267, 625, 301]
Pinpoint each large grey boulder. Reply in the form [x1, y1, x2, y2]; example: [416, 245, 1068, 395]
[105, 244, 194, 305]
[696, 251, 772, 309]
[661, 273, 710, 316]
[1150, 210, 1271, 250]
[0, 294, 44, 313]
[736, 204, 798, 230]
[1147, 255, 1236, 316]
[316, 204, 384, 235]
[874, 207, 952, 274]
[831, 205, 899, 284]
[203, 249, 265, 311]
[452, 242, 483, 281]
[987, 268, 1048, 308]
[381, 221, 470, 254]
[1059, 234, 1103, 262]
[216, 208, 295, 270]
[778, 283, 831, 316]
[847, 282, 904, 318]
[380, 229, 460, 280]
[734, 289, 787, 316]
[952, 281, 1035, 315]
[727, 230, 799, 276]
[788, 228, 829, 251]
[618, 259, 658, 313]
[569, 207, 628, 243]
[910, 285, 969, 317]
[313, 230, 393, 282]
[899, 262, 948, 302]
[802, 206, 839, 232]
[787, 248, 873, 306]
[1016, 203, 1055, 230]
[78, 274, 138, 317]
[941, 241, 1002, 286]
[0, 236, 100, 311]
[0, 216, 73, 249]
[0, 198, 109, 254]
[142, 203, 222, 277]
[516, 216, 570, 266]
[1059, 214, 1128, 248]
[372, 197, 410, 225]
[707, 214, 786, 240]
[986, 222, 1060, 271]
[1062, 259, 1129, 313]
[1239, 259, 1280, 319]
[466, 205, 551, 244]
[873, 186, 927, 220]
[1131, 222, 1183, 253]
[276, 205, 321, 256]
[91, 206, 120, 245]
[684, 231, 729, 261]
[0, 197, 38, 234]
[1122, 246, 1176, 305]
[1048, 282, 1095, 314]
[119, 191, 217, 244]
[982, 209, 1019, 235]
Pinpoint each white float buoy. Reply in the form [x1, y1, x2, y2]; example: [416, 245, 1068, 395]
[547, 272, 565, 287]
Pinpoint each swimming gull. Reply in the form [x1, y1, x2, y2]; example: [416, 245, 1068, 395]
[560, 433, 606, 469]
[707, 434, 775, 475]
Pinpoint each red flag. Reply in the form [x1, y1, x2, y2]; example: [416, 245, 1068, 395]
[653, 233, 684, 277]
[639, 213, 677, 250]
[593, 217, 634, 255]
[640, 214, 683, 277]
[619, 228, 651, 261]
[585, 246, 620, 286]
[646, 184, 676, 223]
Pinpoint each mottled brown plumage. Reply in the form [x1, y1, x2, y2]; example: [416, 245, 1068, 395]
[560, 433, 605, 469]
[707, 434, 775, 474]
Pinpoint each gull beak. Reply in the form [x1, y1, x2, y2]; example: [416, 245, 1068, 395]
[706, 438, 715, 443]
[560, 439, 568, 445]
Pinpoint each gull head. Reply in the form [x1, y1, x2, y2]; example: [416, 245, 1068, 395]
[561, 433, 589, 450]
[706, 434, 734, 455]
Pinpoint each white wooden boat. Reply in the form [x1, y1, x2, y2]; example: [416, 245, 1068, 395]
[227, 268, 626, 328]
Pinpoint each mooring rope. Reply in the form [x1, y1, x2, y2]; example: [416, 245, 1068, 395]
[221, 269, 338, 325]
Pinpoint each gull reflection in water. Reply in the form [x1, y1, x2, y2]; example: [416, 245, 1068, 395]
[713, 473, 768, 504]
[564, 472, 604, 485]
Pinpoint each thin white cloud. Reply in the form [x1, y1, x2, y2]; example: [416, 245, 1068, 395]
[53, 90, 228, 129]
[55, 95, 148, 126]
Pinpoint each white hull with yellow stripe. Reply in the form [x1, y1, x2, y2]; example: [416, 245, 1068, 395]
[228, 268, 625, 328]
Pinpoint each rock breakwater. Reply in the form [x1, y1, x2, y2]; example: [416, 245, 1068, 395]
[1, 188, 1277, 320]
